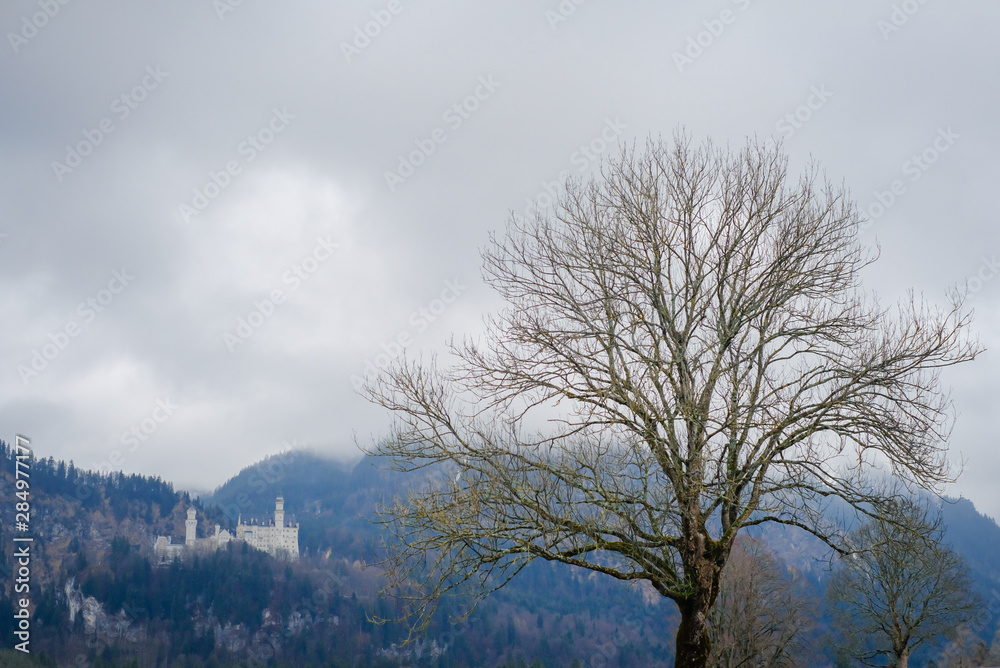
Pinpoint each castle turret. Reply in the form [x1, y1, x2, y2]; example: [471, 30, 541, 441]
[185, 507, 197, 544]
[275, 496, 285, 530]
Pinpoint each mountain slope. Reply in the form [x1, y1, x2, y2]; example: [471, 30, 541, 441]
[6, 440, 1000, 667]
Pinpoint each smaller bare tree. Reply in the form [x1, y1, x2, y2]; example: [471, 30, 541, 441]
[826, 498, 982, 668]
[708, 536, 816, 668]
[981, 622, 1000, 666]
[934, 624, 988, 668]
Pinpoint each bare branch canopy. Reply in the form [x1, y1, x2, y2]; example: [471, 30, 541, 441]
[362, 133, 981, 668]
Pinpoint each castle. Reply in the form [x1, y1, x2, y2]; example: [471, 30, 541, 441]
[235, 496, 300, 561]
[153, 497, 298, 562]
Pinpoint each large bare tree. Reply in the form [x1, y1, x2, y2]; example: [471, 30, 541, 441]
[363, 134, 980, 668]
[826, 499, 982, 668]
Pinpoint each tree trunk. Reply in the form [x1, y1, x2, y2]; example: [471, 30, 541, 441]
[896, 648, 909, 668]
[675, 599, 712, 668]
[674, 511, 726, 668]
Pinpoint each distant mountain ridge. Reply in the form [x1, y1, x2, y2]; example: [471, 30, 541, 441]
[4, 441, 1000, 667]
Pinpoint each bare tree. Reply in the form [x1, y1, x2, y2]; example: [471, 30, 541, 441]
[826, 499, 982, 668]
[708, 536, 815, 667]
[934, 625, 988, 668]
[363, 134, 980, 668]
[980, 623, 1000, 666]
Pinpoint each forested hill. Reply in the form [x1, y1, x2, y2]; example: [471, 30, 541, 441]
[4, 440, 1000, 667]
[0, 438, 186, 588]
[0, 443, 679, 667]
[940, 495, 1000, 600]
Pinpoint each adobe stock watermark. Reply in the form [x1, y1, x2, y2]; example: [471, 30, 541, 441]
[522, 117, 628, 219]
[16, 268, 135, 385]
[51, 66, 169, 183]
[673, 0, 753, 73]
[946, 255, 1000, 304]
[213, 0, 250, 21]
[340, 0, 409, 63]
[987, 586, 1000, 623]
[877, 0, 931, 40]
[88, 398, 180, 477]
[588, 605, 643, 668]
[66, 599, 145, 667]
[774, 85, 833, 140]
[7, 0, 73, 54]
[860, 126, 959, 229]
[11, 435, 32, 654]
[178, 107, 295, 224]
[223, 236, 339, 352]
[384, 76, 501, 192]
[545, 0, 591, 31]
[244, 556, 362, 666]
[177, 107, 295, 223]
[350, 278, 466, 391]
[218, 442, 303, 522]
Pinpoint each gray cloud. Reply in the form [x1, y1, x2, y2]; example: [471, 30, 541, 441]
[3, 1, 999, 515]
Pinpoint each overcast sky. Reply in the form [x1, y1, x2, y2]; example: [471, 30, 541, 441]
[3, 2, 999, 516]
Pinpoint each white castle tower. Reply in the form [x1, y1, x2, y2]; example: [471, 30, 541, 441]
[185, 507, 197, 544]
[275, 496, 285, 529]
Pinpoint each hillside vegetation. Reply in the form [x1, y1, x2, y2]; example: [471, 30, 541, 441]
[2, 441, 1000, 666]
